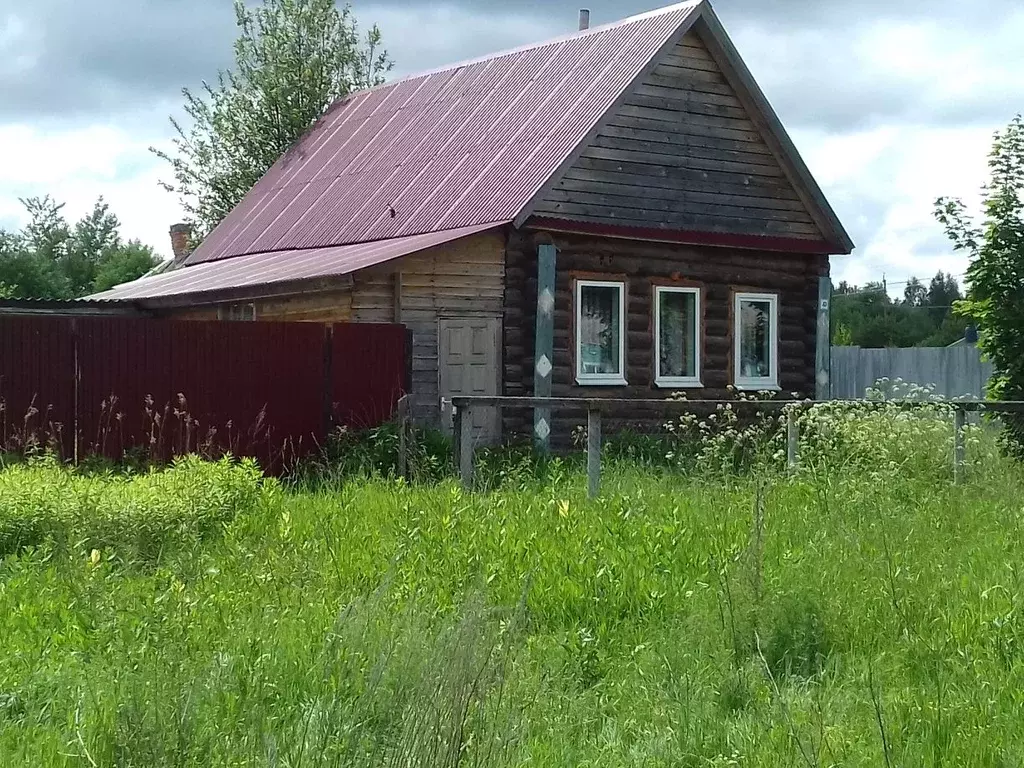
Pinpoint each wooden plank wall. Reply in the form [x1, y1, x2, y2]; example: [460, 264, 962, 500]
[393, 230, 506, 426]
[504, 228, 828, 444]
[170, 290, 354, 323]
[261, 291, 352, 322]
[533, 31, 824, 242]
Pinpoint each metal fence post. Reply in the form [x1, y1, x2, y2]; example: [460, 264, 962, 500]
[953, 406, 966, 485]
[459, 404, 474, 488]
[587, 406, 602, 499]
[786, 409, 799, 471]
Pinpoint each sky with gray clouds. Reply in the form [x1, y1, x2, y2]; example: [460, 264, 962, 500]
[1, 0, 1023, 287]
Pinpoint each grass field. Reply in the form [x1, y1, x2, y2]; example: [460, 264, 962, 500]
[2, 406, 1024, 766]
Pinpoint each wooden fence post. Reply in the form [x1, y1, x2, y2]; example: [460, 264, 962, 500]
[953, 406, 966, 485]
[533, 242, 557, 452]
[587, 406, 602, 499]
[786, 409, 799, 471]
[397, 395, 409, 481]
[816, 276, 832, 400]
[458, 404, 474, 488]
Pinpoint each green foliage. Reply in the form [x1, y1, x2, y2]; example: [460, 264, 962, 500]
[0, 456, 266, 562]
[155, 0, 392, 235]
[936, 114, 1024, 455]
[831, 273, 965, 348]
[0, 197, 160, 299]
[761, 591, 832, 680]
[664, 389, 787, 476]
[291, 422, 453, 486]
[2, 411, 1023, 764]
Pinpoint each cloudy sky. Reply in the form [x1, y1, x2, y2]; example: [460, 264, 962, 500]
[1, 0, 1021, 287]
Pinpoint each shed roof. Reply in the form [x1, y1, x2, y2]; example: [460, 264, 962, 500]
[89, 223, 498, 305]
[185, 0, 704, 265]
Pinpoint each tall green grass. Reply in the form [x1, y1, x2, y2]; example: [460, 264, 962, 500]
[1, 410, 1023, 765]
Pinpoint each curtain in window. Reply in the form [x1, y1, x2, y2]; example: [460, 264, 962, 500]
[579, 285, 621, 375]
[659, 291, 697, 379]
[739, 299, 772, 378]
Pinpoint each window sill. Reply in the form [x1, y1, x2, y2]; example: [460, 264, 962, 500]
[655, 378, 703, 389]
[734, 381, 781, 392]
[576, 376, 628, 387]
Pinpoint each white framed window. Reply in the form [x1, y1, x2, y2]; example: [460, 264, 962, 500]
[575, 279, 626, 385]
[654, 285, 702, 388]
[733, 292, 779, 390]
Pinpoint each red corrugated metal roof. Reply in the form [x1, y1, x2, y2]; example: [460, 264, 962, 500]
[90, 223, 499, 304]
[185, 0, 703, 266]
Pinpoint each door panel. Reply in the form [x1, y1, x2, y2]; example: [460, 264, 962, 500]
[439, 317, 500, 444]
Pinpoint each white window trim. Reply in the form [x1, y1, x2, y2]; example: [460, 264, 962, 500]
[654, 285, 702, 388]
[733, 291, 780, 391]
[575, 279, 627, 386]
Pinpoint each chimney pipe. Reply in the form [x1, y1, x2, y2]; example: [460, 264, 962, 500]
[169, 223, 193, 262]
[578, 8, 590, 30]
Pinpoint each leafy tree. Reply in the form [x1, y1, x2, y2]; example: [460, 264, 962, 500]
[155, 0, 392, 236]
[926, 271, 962, 322]
[92, 243, 160, 293]
[903, 277, 927, 307]
[830, 276, 966, 348]
[936, 114, 1024, 454]
[0, 197, 160, 299]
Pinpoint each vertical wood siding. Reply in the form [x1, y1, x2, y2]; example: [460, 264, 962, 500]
[503, 228, 828, 443]
[532, 31, 825, 242]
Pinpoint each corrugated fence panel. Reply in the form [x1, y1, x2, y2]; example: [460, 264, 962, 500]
[332, 323, 409, 429]
[1, 316, 408, 472]
[75, 318, 329, 468]
[830, 345, 994, 399]
[0, 316, 76, 457]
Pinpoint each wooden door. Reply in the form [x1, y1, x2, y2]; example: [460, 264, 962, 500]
[439, 317, 501, 443]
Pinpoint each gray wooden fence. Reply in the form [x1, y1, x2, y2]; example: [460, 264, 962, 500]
[830, 345, 993, 399]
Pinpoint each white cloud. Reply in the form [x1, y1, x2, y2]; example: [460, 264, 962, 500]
[800, 124, 993, 287]
[363, 3, 557, 76]
[0, 112, 184, 257]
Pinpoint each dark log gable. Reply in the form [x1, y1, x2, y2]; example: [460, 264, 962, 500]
[532, 29, 827, 245]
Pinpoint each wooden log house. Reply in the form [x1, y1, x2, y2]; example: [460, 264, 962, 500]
[90, 0, 852, 446]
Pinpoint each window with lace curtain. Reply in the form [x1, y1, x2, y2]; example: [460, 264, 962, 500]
[654, 286, 701, 387]
[733, 291, 779, 390]
[575, 279, 626, 385]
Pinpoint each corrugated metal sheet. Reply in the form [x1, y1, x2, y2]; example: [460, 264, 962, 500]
[1, 315, 409, 471]
[90, 223, 499, 303]
[186, 1, 702, 266]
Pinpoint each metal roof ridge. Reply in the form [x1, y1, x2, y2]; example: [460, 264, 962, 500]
[344, 0, 707, 100]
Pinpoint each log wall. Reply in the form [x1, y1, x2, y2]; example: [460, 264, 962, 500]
[503, 228, 828, 443]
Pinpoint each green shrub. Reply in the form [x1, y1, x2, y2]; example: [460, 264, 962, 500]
[294, 422, 453, 485]
[0, 455, 267, 561]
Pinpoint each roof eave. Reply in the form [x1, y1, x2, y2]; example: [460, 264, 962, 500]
[128, 273, 358, 311]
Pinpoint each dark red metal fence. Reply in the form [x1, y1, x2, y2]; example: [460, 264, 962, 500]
[0, 316, 408, 471]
